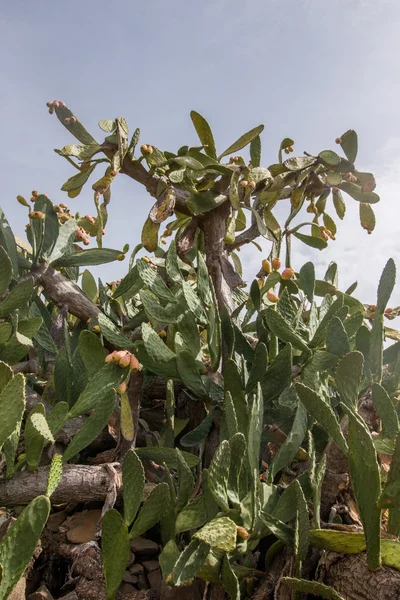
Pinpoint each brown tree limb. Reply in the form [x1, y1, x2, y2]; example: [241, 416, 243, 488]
[31, 264, 100, 323]
[12, 359, 40, 375]
[0, 464, 121, 506]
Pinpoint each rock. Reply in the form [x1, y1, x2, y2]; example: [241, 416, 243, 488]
[123, 571, 138, 584]
[27, 584, 55, 599]
[118, 589, 157, 600]
[65, 509, 102, 544]
[137, 573, 150, 590]
[47, 510, 69, 532]
[130, 537, 159, 555]
[57, 593, 78, 600]
[147, 569, 162, 593]
[142, 560, 159, 573]
[127, 551, 136, 567]
[130, 563, 144, 575]
[160, 579, 205, 600]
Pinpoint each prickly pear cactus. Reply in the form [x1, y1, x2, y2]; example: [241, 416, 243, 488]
[0, 102, 398, 600]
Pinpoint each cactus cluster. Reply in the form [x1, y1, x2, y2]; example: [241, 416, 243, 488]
[0, 103, 399, 600]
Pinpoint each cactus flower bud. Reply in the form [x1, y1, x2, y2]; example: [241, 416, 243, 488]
[129, 355, 140, 371]
[161, 238, 167, 244]
[267, 290, 279, 303]
[110, 170, 117, 177]
[147, 145, 154, 155]
[281, 267, 295, 280]
[284, 148, 290, 154]
[262, 259, 271, 274]
[53, 101, 60, 108]
[248, 181, 256, 190]
[385, 308, 393, 314]
[117, 254, 125, 261]
[48, 107, 55, 114]
[92, 325, 101, 333]
[32, 190, 39, 198]
[16, 195, 29, 207]
[60, 203, 68, 209]
[240, 180, 249, 188]
[335, 137, 342, 144]
[158, 330, 167, 338]
[271, 257, 281, 271]
[29, 211, 45, 220]
[140, 144, 148, 153]
[46, 101, 53, 108]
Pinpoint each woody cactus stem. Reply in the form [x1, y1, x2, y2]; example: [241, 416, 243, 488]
[31, 263, 100, 322]
[202, 202, 235, 313]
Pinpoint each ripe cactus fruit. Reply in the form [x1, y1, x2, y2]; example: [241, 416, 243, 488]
[257, 277, 265, 288]
[119, 353, 131, 368]
[105, 351, 118, 364]
[248, 181, 256, 190]
[267, 290, 279, 303]
[31, 190, 39, 198]
[29, 211, 45, 220]
[129, 355, 140, 371]
[272, 257, 281, 271]
[335, 137, 342, 144]
[236, 526, 249, 540]
[262, 259, 272, 274]
[281, 267, 295, 280]
[117, 381, 127, 395]
[240, 180, 248, 188]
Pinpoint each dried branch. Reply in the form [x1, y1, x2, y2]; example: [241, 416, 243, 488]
[31, 264, 100, 323]
[0, 464, 121, 506]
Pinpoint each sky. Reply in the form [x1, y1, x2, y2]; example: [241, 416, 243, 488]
[1, 0, 400, 311]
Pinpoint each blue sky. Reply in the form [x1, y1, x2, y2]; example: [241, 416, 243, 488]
[1, 0, 400, 307]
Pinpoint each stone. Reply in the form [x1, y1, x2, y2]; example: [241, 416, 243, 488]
[130, 563, 145, 575]
[47, 510, 69, 532]
[130, 537, 159, 555]
[137, 573, 150, 590]
[147, 568, 162, 593]
[65, 509, 102, 544]
[27, 584, 55, 599]
[142, 560, 160, 573]
[123, 572, 138, 584]
[127, 551, 136, 567]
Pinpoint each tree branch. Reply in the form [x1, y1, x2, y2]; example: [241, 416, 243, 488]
[31, 263, 100, 323]
[0, 464, 121, 506]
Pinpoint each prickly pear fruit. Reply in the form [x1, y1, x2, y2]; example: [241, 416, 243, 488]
[267, 290, 279, 303]
[271, 257, 281, 271]
[281, 268, 294, 280]
[262, 259, 271, 274]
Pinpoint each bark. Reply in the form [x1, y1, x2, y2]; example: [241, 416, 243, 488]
[317, 551, 400, 600]
[0, 464, 121, 506]
[31, 264, 100, 323]
[202, 202, 234, 313]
